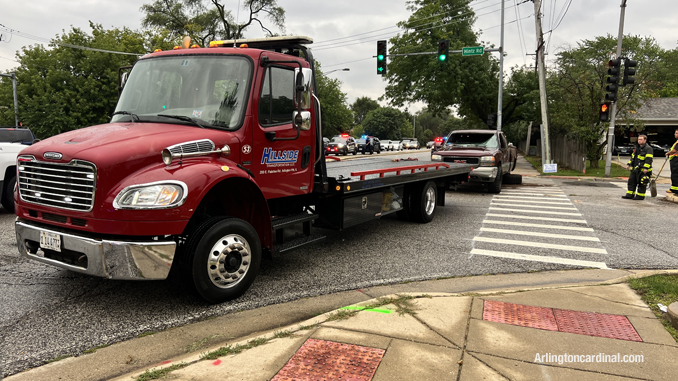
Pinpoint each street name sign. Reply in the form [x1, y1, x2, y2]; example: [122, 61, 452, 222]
[462, 46, 484, 56]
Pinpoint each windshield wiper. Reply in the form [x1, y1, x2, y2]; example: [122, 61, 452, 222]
[157, 114, 206, 129]
[112, 110, 140, 122]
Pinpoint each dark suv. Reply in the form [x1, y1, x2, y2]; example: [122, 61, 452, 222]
[326, 135, 357, 155]
[357, 137, 381, 154]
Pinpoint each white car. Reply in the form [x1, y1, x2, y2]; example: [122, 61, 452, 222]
[381, 140, 391, 151]
[0, 128, 36, 213]
[391, 140, 402, 151]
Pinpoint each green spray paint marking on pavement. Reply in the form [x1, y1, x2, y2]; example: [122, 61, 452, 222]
[340, 306, 392, 314]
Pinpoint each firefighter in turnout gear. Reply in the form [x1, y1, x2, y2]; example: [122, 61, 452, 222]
[623, 134, 653, 200]
[665, 129, 678, 195]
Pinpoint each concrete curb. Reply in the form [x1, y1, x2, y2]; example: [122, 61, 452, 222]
[668, 302, 678, 330]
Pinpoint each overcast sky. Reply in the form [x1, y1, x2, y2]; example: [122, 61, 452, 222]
[1, 0, 677, 113]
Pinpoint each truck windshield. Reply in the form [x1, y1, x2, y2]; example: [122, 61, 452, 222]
[449, 133, 498, 148]
[112, 56, 251, 129]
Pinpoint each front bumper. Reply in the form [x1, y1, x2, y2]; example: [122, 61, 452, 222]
[468, 167, 499, 182]
[15, 219, 176, 280]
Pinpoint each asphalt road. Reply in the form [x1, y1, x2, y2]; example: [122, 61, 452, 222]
[2, 150, 677, 377]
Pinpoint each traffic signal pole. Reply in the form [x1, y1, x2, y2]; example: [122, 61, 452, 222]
[604, 0, 628, 178]
[0, 72, 19, 127]
[496, 0, 505, 131]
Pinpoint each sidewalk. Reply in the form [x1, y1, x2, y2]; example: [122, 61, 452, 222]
[8, 269, 678, 381]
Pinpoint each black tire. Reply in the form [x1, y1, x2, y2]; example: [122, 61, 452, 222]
[503, 173, 523, 185]
[2, 176, 16, 213]
[488, 167, 503, 194]
[188, 218, 261, 304]
[410, 181, 437, 223]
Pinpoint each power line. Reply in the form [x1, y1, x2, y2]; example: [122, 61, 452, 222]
[313, 0, 504, 48]
[315, 1, 519, 53]
[0, 26, 143, 57]
[323, 13, 533, 69]
[513, 0, 528, 65]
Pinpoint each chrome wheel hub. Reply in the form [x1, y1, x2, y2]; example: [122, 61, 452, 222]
[424, 187, 436, 215]
[207, 234, 251, 289]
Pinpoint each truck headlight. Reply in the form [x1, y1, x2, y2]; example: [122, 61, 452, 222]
[113, 181, 188, 209]
[431, 154, 442, 161]
[479, 156, 496, 167]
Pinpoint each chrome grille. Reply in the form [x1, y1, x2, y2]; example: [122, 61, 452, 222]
[18, 157, 96, 212]
[443, 157, 479, 165]
[168, 139, 215, 156]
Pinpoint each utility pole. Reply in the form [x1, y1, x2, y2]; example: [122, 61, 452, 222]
[0, 72, 19, 127]
[496, 0, 505, 131]
[532, 0, 551, 165]
[604, 0, 628, 177]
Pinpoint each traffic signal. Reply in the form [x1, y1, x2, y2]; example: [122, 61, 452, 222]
[377, 40, 387, 75]
[487, 113, 496, 129]
[605, 58, 621, 102]
[623, 58, 637, 86]
[438, 40, 449, 62]
[600, 102, 611, 122]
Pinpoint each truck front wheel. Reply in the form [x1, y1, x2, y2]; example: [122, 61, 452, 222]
[189, 218, 261, 304]
[488, 167, 503, 194]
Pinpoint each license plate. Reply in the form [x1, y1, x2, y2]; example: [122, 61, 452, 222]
[40, 231, 61, 252]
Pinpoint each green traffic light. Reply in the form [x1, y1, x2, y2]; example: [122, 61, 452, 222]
[438, 54, 446, 62]
[378, 54, 384, 61]
[378, 67, 384, 72]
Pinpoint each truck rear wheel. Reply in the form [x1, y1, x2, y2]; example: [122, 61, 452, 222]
[2, 175, 16, 213]
[188, 218, 261, 304]
[410, 180, 437, 223]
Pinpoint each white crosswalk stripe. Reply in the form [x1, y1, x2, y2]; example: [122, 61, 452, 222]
[471, 186, 608, 268]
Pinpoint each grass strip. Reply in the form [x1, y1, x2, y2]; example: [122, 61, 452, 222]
[629, 274, 678, 342]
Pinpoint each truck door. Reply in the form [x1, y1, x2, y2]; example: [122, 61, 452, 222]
[499, 133, 510, 172]
[252, 63, 315, 199]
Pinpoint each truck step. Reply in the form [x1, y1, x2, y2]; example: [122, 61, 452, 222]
[272, 212, 319, 231]
[274, 233, 326, 254]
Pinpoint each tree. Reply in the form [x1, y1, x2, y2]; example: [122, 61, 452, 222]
[383, 0, 499, 123]
[350, 96, 380, 126]
[315, 62, 353, 138]
[0, 23, 158, 138]
[362, 107, 410, 140]
[549, 35, 665, 167]
[141, 0, 285, 47]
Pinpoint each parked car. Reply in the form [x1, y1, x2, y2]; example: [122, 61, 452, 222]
[323, 137, 330, 150]
[426, 141, 435, 149]
[357, 137, 381, 154]
[650, 143, 668, 157]
[391, 140, 403, 151]
[0, 127, 37, 212]
[326, 134, 357, 155]
[613, 144, 634, 156]
[381, 140, 391, 151]
[432, 136, 446, 150]
[402, 139, 420, 150]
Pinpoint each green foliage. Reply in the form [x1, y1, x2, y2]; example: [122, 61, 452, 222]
[141, 0, 286, 46]
[315, 62, 353, 137]
[362, 107, 410, 140]
[384, 0, 499, 123]
[548, 34, 664, 167]
[0, 23, 155, 139]
[350, 96, 380, 126]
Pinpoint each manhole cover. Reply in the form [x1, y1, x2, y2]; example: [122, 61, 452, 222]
[563, 181, 620, 188]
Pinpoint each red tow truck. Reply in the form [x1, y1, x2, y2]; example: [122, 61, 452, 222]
[14, 36, 472, 303]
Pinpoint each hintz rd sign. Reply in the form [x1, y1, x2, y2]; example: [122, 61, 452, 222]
[462, 46, 484, 56]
